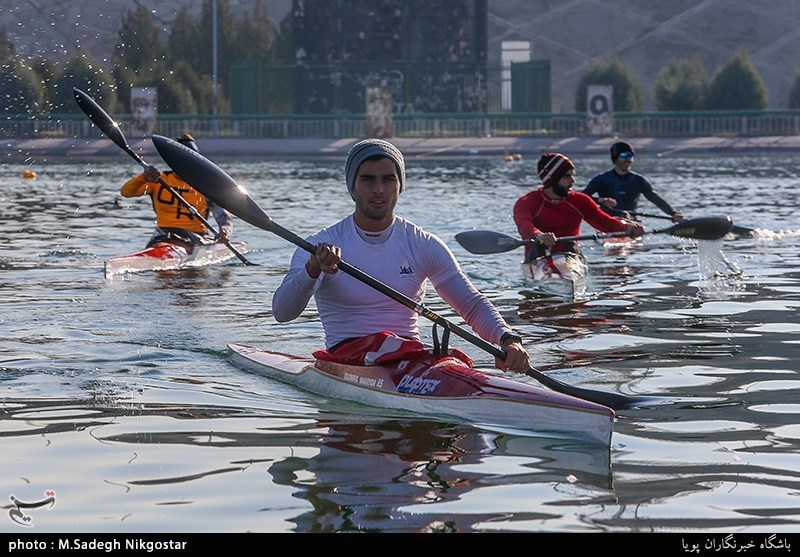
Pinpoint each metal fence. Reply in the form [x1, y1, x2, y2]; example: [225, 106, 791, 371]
[6, 110, 800, 140]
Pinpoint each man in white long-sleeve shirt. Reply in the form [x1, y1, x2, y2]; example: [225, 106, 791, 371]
[272, 138, 530, 374]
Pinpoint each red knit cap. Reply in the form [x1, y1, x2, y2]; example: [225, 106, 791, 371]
[537, 153, 574, 187]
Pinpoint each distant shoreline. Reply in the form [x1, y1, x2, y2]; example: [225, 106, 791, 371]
[4, 135, 800, 164]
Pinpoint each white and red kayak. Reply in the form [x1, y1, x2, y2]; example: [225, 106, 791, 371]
[104, 240, 247, 277]
[521, 252, 588, 299]
[228, 342, 615, 446]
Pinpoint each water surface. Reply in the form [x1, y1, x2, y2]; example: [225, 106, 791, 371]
[2, 153, 800, 535]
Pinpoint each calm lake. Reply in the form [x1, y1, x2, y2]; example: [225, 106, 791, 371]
[2, 151, 800, 539]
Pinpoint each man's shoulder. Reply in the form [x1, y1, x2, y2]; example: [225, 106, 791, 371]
[585, 170, 614, 187]
[394, 216, 440, 242]
[311, 215, 352, 240]
[515, 188, 542, 202]
[568, 190, 595, 204]
[628, 171, 653, 186]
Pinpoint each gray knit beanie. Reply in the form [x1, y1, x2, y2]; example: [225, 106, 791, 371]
[344, 138, 406, 201]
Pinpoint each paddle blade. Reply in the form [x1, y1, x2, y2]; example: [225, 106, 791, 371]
[151, 135, 273, 232]
[73, 87, 129, 150]
[731, 224, 756, 238]
[665, 216, 733, 240]
[455, 230, 525, 254]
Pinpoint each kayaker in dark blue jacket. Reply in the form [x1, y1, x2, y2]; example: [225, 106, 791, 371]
[583, 141, 684, 223]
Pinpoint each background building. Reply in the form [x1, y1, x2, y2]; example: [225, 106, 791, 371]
[263, 0, 488, 114]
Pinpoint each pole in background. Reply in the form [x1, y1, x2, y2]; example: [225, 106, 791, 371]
[212, 0, 219, 135]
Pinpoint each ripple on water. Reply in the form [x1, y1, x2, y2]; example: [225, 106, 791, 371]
[771, 424, 800, 440]
[675, 300, 800, 316]
[584, 298, 635, 308]
[644, 420, 754, 434]
[750, 404, 800, 414]
[749, 323, 800, 333]
[634, 367, 728, 390]
[560, 333, 675, 352]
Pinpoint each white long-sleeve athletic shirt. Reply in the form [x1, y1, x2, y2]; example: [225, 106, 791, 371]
[272, 215, 514, 349]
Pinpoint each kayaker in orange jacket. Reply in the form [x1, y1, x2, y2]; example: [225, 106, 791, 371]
[120, 134, 233, 248]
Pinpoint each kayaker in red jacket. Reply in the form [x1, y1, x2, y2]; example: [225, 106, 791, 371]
[272, 138, 530, 374]
[513, 152, 644, 262]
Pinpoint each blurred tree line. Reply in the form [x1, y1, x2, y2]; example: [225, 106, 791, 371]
[0, 0, 286, 116]
[0, 0, 798, 116]
[575, 49, 773, 112]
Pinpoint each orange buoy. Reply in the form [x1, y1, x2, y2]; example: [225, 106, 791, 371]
[22, 169, 37, 179]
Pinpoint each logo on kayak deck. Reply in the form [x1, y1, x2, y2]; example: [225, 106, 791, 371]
[398, 374, 441, 394]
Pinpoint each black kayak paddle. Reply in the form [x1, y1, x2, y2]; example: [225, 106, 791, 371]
[455, 216, 733, 255]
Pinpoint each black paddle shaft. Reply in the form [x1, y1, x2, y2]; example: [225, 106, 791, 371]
[72, 87, 256, 267]
[556, 217, 732, 242]
[151, 134, 662, 411]
[456, 217, 733, 255]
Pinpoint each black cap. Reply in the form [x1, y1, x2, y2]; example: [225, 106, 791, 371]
[610, 141, 634, 162]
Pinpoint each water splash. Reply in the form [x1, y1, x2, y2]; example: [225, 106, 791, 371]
[698, 240, 737, 276]
[696, 240, 744, 297]
[750, 228, 800, 240]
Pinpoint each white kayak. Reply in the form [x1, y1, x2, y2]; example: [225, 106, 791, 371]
[521, 252, 588, 299]
[104, 240, 247, 277]
[228, 343, 615, 446]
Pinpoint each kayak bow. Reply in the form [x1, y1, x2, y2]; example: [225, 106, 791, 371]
[521, 252, 588, 299]
[229, 343, 616, 446]
[104, 240, 247, 277]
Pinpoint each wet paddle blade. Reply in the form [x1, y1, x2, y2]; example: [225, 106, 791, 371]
[637, 211, 753, 238]
[731, 224, 756, 238]
[665, 216, 733, 240]
[73, 87, 130, 151]
[152, 134, 273, 232]
[455, 230, 526, 254]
